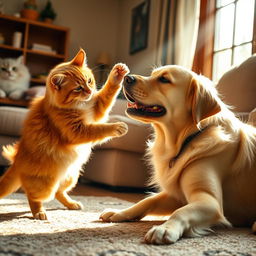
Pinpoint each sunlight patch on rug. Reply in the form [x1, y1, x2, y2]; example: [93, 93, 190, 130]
[0, 193, 256, 256]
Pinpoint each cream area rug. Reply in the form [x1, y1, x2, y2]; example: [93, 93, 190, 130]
[0, 193, 256, 256]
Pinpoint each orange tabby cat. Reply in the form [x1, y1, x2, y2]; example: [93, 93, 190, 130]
[0, 49, 129, 220]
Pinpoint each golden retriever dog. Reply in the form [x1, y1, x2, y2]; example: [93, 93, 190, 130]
[100, 65, 256, 244]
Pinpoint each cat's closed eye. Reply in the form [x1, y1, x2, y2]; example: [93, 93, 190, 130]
[74, 86, 83, 92]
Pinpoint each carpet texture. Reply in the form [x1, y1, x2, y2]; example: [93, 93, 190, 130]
[0, 193, 256, 256]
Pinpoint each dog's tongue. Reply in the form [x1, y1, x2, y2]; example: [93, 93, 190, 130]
[127, 102, 139, 109]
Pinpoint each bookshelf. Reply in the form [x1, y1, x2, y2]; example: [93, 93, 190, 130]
[0, 14, 69, 107]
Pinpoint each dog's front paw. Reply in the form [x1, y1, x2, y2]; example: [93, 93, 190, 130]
[100, 209, 130, 222]
[144, 224, 181, 245]
[108, 63, 130, 85]
[113, 122, 128, 137]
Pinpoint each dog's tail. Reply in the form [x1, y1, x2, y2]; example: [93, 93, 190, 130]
[2, 143, 19, 164]
[0, 166, 21, 198]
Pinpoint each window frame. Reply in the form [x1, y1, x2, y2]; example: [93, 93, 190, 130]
[193, 0, 256, 79]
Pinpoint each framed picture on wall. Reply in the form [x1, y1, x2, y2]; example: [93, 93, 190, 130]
[129, 0, 150, 55]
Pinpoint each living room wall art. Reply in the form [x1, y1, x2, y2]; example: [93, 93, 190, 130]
[129, 0, 150, 55]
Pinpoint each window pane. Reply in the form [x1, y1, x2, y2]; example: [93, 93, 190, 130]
[234, 0, 255, 45]
[216, 0, 235, 8]
[214, 4, 235, 51]
[213, 50, 232, 82]
[233, 43, 252, 65]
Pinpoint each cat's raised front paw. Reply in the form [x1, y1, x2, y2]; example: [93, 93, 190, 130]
[109, 63, 130, 85]
[113, 122, 128, 137]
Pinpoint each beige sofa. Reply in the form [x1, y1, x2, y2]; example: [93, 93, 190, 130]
[217, 54, 256, 120]
[1, 55, 256, 188]
[81, 100, 152, 188]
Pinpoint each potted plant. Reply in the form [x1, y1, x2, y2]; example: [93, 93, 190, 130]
[20, 0, 39, 21]
[40, 1, 57, 23]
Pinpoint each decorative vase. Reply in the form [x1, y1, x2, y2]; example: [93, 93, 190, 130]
[20, 9, 39, 21]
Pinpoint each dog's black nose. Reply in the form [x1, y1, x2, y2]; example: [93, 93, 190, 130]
[124, 75, 136, 86]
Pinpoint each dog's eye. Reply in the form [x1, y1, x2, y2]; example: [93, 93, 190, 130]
[158, 76, 170, 83]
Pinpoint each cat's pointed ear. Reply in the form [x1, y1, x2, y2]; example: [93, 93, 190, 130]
[70, 49, 87, 67]
[17, 55, 24, 64]
[51, 74, 66, 90]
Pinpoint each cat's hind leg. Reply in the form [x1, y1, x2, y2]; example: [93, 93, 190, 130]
[23, 175, 59, 220]
[56, 172, 83, 210]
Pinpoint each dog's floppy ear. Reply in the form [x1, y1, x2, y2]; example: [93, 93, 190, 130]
[188, 76, 221, 124]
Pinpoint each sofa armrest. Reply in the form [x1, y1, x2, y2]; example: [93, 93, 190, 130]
[0, 106, 28, 136]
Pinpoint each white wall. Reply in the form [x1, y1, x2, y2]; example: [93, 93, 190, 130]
[2, 0, 160, 75]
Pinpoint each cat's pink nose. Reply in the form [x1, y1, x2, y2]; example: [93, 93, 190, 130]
[84, 88, 91, 94]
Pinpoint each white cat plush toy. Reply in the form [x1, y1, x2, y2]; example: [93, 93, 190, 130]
[0, 56, 30, 100]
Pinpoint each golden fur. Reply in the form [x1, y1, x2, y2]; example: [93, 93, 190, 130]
[0, 49, 129, 220]
[100, 65, 256, 244]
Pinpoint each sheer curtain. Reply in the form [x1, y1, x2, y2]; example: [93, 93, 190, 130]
[156, 0, 200, 69]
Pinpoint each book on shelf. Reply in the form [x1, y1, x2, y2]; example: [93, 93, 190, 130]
[31, 43, 56, 54]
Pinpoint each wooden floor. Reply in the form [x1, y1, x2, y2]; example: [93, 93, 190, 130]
[71, 180, 146, 203]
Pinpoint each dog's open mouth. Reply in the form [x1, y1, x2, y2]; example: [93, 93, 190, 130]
[124, 91, 166, 117]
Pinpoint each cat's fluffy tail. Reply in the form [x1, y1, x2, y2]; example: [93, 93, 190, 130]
[1, 143, 20, 197]
[2, 143, 18, 164]
[0, 166, 21, 198]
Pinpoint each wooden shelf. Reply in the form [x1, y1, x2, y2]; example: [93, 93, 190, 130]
[0, 43, 24, 52]
[0, 14, 69, 106]
[0, 13, 68, 31]
[26, 49, 65, 59]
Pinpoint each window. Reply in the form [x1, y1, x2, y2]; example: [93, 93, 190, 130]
[193, 0, 256, 82]
[212, 0, 255, 81]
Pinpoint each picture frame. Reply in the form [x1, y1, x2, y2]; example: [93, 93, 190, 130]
[129, 0, 150, 55]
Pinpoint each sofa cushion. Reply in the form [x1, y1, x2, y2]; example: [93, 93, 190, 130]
[83, 149, 149, 188]
[0, 107, 28, 136]
[217, 54, 256, 113]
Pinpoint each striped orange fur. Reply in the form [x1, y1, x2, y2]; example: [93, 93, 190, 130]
[1, 49, 129, 220]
